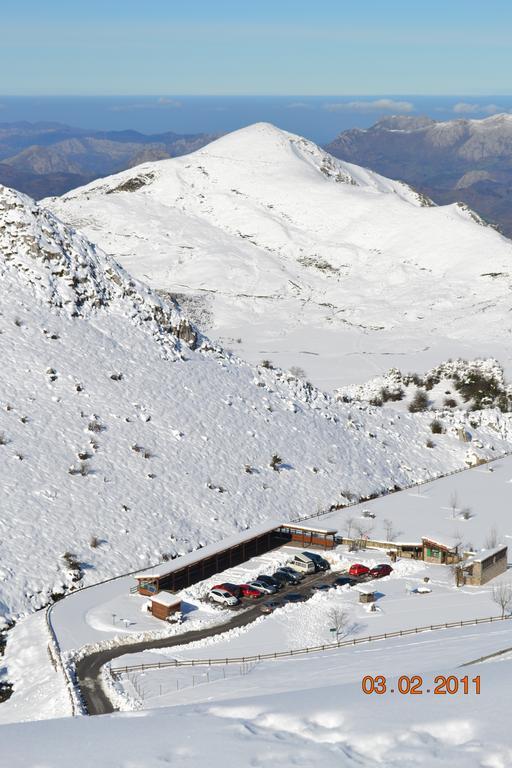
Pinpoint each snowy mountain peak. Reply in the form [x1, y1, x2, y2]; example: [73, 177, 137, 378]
[45, 123, 512, 388]
[191, 122, 358, 184]
[0, 184, 198, 350]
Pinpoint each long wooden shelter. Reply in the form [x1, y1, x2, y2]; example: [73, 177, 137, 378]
[134, 519, 339, 596]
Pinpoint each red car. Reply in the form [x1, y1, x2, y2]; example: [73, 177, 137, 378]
[348, 563, 370, 577]
[369, 564, 393, 578]
[239, 583, 264, 598]
[211, 583, 241, 598]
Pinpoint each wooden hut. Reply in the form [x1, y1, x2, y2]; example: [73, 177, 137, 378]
[150, 593, 182, 621]
[421, 535, 461, 565]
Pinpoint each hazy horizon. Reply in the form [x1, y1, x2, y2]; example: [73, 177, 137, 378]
[2, 94, 512, 143]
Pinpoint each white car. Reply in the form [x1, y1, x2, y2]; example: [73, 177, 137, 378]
[210, 588, 239, 606]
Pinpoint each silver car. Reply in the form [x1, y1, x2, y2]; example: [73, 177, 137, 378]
[248, 579, 277, 595]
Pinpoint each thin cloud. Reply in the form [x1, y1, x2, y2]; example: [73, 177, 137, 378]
[109, 98, 182, 112]
[157, 97, 182, 107]
[452, 102, 501, 115]
[323, 99, 414, 113]
[285, 101, 315, 110]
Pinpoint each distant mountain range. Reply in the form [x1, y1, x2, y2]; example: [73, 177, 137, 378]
[6, 115, 512, 236]
[326, 114, 512, 237]
[0, 122, 215, 198]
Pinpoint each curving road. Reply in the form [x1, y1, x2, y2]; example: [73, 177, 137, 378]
[76, 570, 331, 715]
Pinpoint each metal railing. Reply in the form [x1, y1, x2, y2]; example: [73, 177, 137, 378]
[111, 614, 512, 676]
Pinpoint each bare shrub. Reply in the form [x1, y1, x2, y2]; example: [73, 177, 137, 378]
[270, 453, 282, 471]
[87, 420, 104, 433]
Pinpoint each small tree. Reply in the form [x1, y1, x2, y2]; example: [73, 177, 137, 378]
[327, 607, 349, 640]
[408, 389, 429, 413]
[383, 518, 400, 541]
[492, 583, 512, 618]
[449, 492, 459, 519]
[354, 522, 374, 549]
[430, 419, 443, 434]
[345, 516, 355, 539]
[485, 527, 499, 549]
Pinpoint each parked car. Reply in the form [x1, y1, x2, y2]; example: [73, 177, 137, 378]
[348, 563, 370, 578]
[333, 576, 356, 588]
[278, 566, 304, 582]
[239, 583, 264, 599]
[272, 570, 291, 586]
[369, 564, 393, 579]
[301, 551, 330, 571]
[211, 583, 241, 598]
[311, 583, 331, 592]
[248, 579, 277, 594]
[257, 574, 282, 591]
[210, 588, 239, 606]
[274, 568, 301, 585]
[282, 593, 304, 603]
[260, 600, 282, 614]
[290, 553, 316, 574]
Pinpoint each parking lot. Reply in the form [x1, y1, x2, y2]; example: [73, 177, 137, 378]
[207, 555, 378, 614]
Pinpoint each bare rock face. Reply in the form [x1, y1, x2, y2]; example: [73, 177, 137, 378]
[0, 184, 200, 352]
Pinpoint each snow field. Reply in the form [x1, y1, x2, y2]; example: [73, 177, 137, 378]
[45, 122, 512, 389]
[3, 644, 512, 767]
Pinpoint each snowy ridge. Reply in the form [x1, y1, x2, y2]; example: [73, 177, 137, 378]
[45, 123, 512, 390]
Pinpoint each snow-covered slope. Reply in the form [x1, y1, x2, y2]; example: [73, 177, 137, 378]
[45, 122, 512, 390]
[2, 183, 512, 621]
[3, 644, 512, 767]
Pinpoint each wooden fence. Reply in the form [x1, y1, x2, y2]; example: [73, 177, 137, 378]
[111, 614, 512, 676]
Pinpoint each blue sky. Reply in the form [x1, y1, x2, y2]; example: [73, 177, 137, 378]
[1, 0, 511, 95]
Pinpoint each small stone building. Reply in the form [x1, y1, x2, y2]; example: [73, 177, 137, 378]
[356, 586, 377, 604]
[150, 593, 182, 621]
[462, 546, 508, 586]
